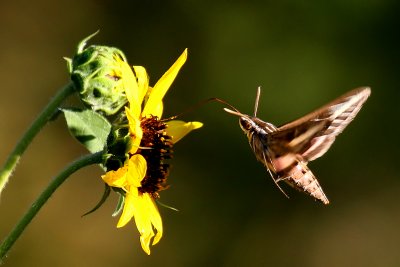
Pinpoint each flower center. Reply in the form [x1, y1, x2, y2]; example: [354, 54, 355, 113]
[137, 116, 173, 197]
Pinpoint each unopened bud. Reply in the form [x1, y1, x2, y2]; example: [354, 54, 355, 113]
[66, 32, 130, 115]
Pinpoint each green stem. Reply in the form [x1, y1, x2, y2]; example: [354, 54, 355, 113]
[0, 151, 103, 263]
[0, 83, 76, 196]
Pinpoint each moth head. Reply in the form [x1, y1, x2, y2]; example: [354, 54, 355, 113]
[224, 108, 253, 132]
[239, 116, 255, 132]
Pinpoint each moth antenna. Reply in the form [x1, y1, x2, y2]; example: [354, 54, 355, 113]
[262, 151, 290, 199]
[162, 97, 240, 121]
[253, 86, 261, 117]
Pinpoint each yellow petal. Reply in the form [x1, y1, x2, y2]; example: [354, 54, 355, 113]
[166, 120, 203, 143]
[101, 165, 128, 188]
[116, 187, 162, 255]
[127, 154, 147, 187]
[117, 187, 139, 228]
[133, 194, 156, 254]
[151, 102, 163, 118]
[146, 195, 163, 245]
[140, 231, 154, 255]
[126, 107, 143, 154]
[142, 49, 188, 117]
[133, 66, 149, 107]
[121, 62, 141, 118]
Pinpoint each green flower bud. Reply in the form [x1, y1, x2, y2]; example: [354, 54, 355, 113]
[104, 125, 131, 171]
[66, 32, 129, 115]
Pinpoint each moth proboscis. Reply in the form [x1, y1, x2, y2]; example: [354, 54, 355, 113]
[224, 87, 371, 204]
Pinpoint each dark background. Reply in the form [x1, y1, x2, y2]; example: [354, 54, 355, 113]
[1, 1, 399, 266]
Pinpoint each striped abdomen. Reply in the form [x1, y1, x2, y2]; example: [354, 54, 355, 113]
[275, 158, 329, 204]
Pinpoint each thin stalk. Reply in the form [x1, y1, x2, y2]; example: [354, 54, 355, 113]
[0, 83, 76, 196]
[0, 151, 103, 263]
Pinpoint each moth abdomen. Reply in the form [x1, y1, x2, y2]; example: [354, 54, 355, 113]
[278, 161, 329, 204]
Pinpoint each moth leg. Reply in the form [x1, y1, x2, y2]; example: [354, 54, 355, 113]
[262, 152, 290, 199]
[275, 175, 292, 183]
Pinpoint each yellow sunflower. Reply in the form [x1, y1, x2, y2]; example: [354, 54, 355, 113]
[102, 49, 202, 255]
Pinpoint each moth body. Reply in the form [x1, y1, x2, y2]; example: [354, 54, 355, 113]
[240, 114, 329, 204]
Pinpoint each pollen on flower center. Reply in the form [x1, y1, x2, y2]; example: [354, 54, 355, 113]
[137, 116, 173, 197]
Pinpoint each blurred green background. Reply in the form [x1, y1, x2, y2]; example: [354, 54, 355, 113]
[0, 1, 399, 266]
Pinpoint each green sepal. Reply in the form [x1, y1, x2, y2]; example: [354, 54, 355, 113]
[156, 200, 179, 212]
[112, 192, 125, 217]
[77, 30, 100, 54]
[62, 108, 111, 153]
[64, 57, 73, 73]
[81, 183, 111, 217]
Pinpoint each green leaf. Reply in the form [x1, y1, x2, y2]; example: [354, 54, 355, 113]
[62, 108, 111, 153]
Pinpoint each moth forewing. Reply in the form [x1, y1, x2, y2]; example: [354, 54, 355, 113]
[224, 87, 371, 204]
[275, 87, 371, 162]
[278, 87, 371, 131]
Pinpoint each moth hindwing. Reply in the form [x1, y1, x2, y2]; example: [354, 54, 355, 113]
[224, 87, 371, 204]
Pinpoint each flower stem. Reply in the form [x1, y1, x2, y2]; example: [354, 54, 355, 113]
[0, 82, 76, 196]
[0, 151, 103, 263]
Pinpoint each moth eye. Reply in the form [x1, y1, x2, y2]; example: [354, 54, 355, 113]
[239, 118, 252, 131]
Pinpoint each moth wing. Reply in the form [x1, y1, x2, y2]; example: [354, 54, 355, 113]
[268, 87, 370, 161]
